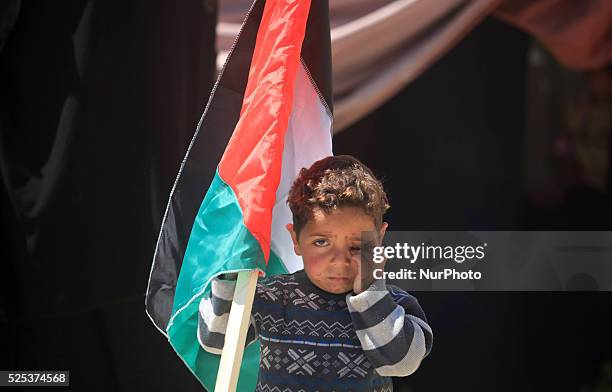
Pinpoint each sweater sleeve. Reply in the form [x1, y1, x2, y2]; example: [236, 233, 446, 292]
[345, 279, 433, 377]
[197, 275, 259, 355]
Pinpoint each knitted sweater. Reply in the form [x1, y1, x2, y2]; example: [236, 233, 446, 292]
[197, 269, 433, 392]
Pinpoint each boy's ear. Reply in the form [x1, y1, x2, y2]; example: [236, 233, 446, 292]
[286, 223, 302, 256]
[378, 222, 388, 244]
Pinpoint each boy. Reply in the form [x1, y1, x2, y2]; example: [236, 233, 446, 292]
[198, 155, 433, 391]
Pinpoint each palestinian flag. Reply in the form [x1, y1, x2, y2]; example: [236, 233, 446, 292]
[145, 0, 333, 390]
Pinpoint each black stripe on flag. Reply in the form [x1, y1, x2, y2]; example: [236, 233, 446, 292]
[302, 0, 333, 116]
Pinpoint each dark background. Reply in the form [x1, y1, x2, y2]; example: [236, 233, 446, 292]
[2, 1, 611, 391]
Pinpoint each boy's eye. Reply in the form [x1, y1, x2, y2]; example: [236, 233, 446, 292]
[313, 239, 329, 247]
[350, 246, 361, 253]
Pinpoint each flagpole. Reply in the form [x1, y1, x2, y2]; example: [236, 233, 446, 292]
[215, 269, 260, 391]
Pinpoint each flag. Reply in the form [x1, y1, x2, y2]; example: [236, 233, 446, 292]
[145, 0, 333, 390]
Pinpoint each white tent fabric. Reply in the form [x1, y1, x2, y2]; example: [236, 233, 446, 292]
[328, 0, 501, 132]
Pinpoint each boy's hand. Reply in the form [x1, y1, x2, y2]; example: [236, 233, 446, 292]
[353, 266, 372, 294]
[353, 235, 385, 294]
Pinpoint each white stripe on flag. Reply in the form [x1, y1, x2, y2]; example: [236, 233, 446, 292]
[270, 62, 333, 273]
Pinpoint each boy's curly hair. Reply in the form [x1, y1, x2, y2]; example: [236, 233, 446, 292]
[287, 155, 390, 238]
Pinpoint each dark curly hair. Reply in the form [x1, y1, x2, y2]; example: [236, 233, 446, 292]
[287, 155, 390, 239]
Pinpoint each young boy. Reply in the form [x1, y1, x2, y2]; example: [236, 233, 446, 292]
[198, 155, 433, 391]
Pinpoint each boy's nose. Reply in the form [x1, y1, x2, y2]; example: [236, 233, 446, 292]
[331, 247, 355, 265]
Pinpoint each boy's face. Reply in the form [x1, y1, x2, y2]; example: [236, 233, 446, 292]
[286, 206, 387, 294]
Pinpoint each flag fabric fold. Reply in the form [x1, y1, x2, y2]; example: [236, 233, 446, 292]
[145, 0, 333, 390]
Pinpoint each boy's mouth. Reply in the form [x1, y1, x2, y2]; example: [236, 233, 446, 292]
[328, 277, 350, 282]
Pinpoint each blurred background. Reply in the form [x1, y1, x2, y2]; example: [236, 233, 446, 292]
[1, 0, 611, 391]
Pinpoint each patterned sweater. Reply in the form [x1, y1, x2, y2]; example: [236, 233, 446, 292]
[197, 269, 433, 392]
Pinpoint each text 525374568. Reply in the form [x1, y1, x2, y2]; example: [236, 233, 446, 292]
[0, 371, 69, 386]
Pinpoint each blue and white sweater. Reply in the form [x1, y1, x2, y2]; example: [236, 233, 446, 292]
[198, 269, 433, 392]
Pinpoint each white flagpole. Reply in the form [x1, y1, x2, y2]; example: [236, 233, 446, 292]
[215, 269, 260, 391]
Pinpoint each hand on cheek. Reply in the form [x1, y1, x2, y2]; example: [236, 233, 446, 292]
[352, 253, 371, 294]
[352, 236, 385, 294]
[352, 260, 364, 294]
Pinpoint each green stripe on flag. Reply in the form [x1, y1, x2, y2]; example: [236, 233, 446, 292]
[167, 167, 289, 391]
